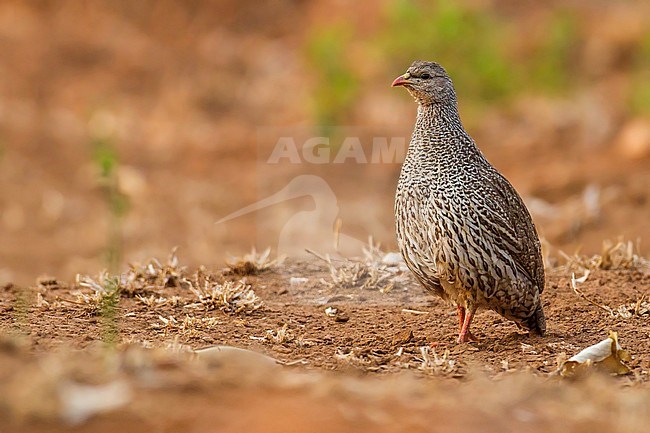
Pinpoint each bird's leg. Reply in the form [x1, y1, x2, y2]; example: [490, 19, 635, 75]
[456, 305, 465, 334]
[457, 306, 479, 343]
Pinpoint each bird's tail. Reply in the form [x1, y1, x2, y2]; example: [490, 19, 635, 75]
[526, 304, 546, 336]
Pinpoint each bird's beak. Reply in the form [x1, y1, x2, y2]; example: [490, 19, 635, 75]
[391, 73, 413, 87]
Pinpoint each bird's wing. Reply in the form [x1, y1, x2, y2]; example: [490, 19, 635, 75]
[468, 166, 545, 294]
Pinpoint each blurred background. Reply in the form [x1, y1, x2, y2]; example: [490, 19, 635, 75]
[0, 0, 649, 285]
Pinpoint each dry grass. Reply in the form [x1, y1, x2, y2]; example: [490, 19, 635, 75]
[559, 239, 650, 274]
[185, 270, 262, 314]
[561, 241, 650, 319]
[73, 271, 121, 315]
[135, 294, 182, 309]
[225, 247, 285, 276]
[570, 270, 617, 317]
[334, 347, 390, 370]
[560, 239, 649, 320]
[68, 249, 186, 314]
[265, 324, 294, 344]
[65, 250, 263, 316]
[323, 260, 397, 292]
[614, 298, 650, 318]
[154, 315, 224, 337]
[416, 346, 458, 376]
[334, 344, 460, 376]
[313, 238, 412, 292]
[120, 247, 186, 296]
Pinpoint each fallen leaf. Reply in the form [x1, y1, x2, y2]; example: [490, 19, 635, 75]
[561, 331, 631, 377]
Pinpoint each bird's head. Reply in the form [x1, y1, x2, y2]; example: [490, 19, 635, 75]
[391, 60, 456, 106]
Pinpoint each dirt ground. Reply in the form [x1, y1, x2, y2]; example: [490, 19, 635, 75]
[0, 248, 648, 432]
[1, 0, 650, 286]
[0, 1, 649, 432]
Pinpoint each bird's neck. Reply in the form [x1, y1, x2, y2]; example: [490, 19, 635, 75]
[413, 103, 465, 140]
[402, 102, 480, 171]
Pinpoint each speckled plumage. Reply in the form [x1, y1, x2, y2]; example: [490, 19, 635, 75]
[393, 61, 546, 342]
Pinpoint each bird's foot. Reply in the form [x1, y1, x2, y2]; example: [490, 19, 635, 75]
[456, 306, 479, 343]
[456, 330, 480, 344]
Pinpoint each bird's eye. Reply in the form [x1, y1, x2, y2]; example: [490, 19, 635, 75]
[420, 73, 431, 79]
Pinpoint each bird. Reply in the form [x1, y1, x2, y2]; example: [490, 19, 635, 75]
[392, 60, 546, 343]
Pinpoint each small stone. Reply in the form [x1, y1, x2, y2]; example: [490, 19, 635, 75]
[393, 329, 414, 345]
[616, 118, 650, 159]
[290, 277, 308, 286]
[325, 306, 349, 322]
[382, 252, 404, 265]
[334, 312, 350, 323]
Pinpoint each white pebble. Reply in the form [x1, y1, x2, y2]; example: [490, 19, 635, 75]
[290, 277, 309, 286]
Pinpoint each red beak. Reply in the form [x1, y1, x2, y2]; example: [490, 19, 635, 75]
[391, 75, 412, 87]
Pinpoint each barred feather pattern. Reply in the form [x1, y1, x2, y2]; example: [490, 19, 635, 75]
[395, 99, 546, 335]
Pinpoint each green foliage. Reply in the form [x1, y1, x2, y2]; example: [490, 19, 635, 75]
[630, 78, 650, 115]
[304, 1, 645, 124]
[91, 136, 129, 219]
[528, 11, 577, 93]
[12, 288, 32, 335]
[305, 24, 359, 134]
[379, 0, 516, 103]
[99, 276, 121, 345]
[629, 31, 650, 115]
[89, 120, 129, 273]
[92, 136, 119, 180]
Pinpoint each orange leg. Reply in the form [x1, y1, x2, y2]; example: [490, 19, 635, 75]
[456, 305, 465, 333]
[457, 305, 479, 343]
